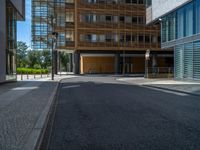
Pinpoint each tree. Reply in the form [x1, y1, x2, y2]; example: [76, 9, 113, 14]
[41, 49, 51, 69]
[60, 52, 69, 71]
[17, 41, 29, 67]
[27, 50, 41, 68]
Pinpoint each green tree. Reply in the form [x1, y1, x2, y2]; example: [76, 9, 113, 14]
[27, 50, 41, 68]
[17, 41, 29, 67]
[60, 52, 69, 71]
[41, 49, 51, 69]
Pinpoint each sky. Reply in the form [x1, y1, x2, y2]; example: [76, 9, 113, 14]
[17, 0, 32, 48]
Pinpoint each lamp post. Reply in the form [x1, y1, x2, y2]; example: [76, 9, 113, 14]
[49, 15, 58, 80]
[145, 49, 150, 78]
[51, 32, 58, 80]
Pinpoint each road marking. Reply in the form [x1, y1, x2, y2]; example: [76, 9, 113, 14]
[145, 86, 188, 96]
[11, 87, 39, 91]
[62, 85, 80, 89]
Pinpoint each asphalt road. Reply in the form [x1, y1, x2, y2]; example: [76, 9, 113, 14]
[41, 76, 200, 150]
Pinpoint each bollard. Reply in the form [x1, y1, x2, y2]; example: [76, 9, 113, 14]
[27, 71, 29, 79]
[34, 74, 36, 79]
[21, 73, 23, 80]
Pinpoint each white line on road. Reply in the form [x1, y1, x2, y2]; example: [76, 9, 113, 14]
[11, 86, 39, 91]
[145, 86, 188, 96]
[62, 85, 80, 89]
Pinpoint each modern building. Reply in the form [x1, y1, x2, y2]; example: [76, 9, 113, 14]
[0, 0, 25, 83]
[147, 0, 200, 80]
[32, 0, 173, 75]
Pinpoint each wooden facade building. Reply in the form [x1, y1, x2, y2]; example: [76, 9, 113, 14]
[32, 0, 173, 74]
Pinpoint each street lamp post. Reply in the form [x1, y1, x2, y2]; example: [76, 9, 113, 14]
[145, 49, 150, 78]
[51, 32, 58, 80]
[49, 15, 58, 80]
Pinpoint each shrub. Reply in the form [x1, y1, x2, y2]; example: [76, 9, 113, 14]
[17, 68, 49, 74]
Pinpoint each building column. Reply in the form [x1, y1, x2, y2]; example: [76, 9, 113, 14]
[70, 53, 73, 72]
[152, 54, 157, 76]
[73, 51, 80, 74]
[152, 54, 157, 68]
[115, 53, 120, 74]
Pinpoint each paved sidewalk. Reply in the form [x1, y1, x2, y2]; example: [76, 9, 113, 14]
[117, 77, 200, 96]
[0, 75, 76, 150]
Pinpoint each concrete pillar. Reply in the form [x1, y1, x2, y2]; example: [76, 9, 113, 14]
[152, 54, 157, 67]
[70, 53, 73, 72]
[152, 54, 158, 76]
[115, 53, 120, 74]
[73, 51, 80, 74]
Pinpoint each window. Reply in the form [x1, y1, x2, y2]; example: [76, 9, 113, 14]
[126, 35, 131, 42]
[66, 31, 74, 41]
[138, 17, 144, 24]
[66, 12, 74, 22]
[106, 34, 112, 42]
[177, 8, 184, 39]
[125, 16, 132, 24]
[126, 0, 131, 4]
[106, 16, 112, 22]
[185, 3, 193, 36]
[119, 16, 125, 22]
[138, 0, 144, 4]
[132, 17, 137, 24]
[138, 35, 144, 43]
[145, 35, 150, 43]
[195, 0, 200, 33]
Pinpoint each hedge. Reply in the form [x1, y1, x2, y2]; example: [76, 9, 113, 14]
[17, 68, 49, 74]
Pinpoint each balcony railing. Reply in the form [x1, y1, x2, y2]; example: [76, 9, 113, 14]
[78, 41, 160, 49]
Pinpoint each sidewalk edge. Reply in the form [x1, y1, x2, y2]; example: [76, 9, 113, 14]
[144, 85, 200, 97]
[23, 81, 60, 150]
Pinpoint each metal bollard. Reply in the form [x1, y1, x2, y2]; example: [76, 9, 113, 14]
[21, 73, 23, 80]
[27, 72, 29, 79]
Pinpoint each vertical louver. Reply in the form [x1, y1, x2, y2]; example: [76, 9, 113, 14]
[193, 41, 200, 80]
[175, 45, 184, 79]
[184, 43, 193, 79]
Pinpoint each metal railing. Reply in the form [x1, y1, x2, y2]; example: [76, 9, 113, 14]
[147, 67, 174, 78]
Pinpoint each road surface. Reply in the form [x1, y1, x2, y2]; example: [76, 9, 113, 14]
[41, 76, 200, 150]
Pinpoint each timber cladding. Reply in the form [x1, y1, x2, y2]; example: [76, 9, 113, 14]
[32, 0, 161, 51]
[80, 56, 115, 74]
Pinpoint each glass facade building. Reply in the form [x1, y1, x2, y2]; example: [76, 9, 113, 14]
[0, 0, 25, 83]
[161, 0, 200, 80]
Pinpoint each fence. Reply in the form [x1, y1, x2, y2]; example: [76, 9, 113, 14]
[147, 67, 174, 78]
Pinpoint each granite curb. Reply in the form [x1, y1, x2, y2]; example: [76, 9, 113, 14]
[144, 85, 200, 97]
[22, 81, 60, 150]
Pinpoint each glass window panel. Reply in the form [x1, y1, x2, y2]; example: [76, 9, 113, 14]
[185, 3, 193, 36]
[177, 9, 184, 39]
[195, 0, 200, 33]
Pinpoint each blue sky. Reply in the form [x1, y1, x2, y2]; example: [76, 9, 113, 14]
[17, 0, 31, 48]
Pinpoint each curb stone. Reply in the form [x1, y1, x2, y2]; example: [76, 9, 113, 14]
[144, 85, 200, 97]
[22, 81, 60, 150]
